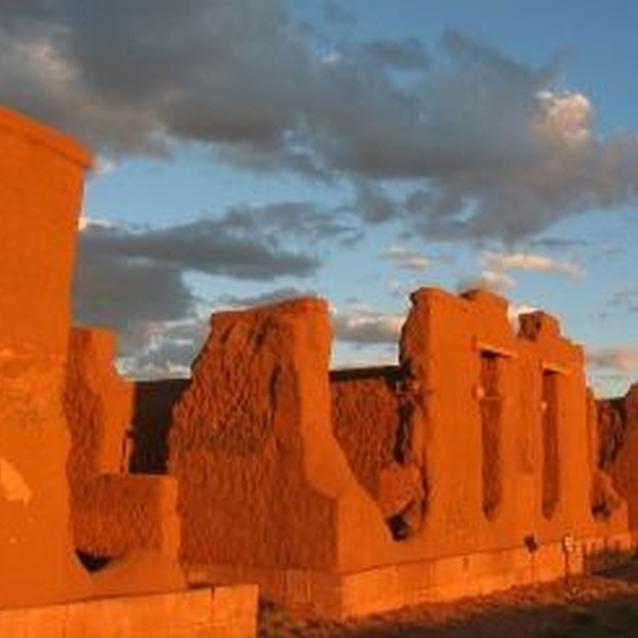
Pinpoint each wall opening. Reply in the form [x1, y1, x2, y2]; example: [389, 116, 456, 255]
[480, 351, 502, 520]
[542, 369, 560, 519]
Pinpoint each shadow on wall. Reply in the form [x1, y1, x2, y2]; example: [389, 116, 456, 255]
[129, 380, 190, 474]
[597, 385, 638, 527]
[330, 365, 428, 541]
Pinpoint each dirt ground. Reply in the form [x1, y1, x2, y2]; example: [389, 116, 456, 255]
[259, 561, 638, 637]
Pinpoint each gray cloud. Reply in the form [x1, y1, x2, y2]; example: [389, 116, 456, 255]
[216, 286, 316, 309]
[332, 307, 404, 345]
[361, 38, 430, 70]
[4, 3, 638, 241]
[81, 218, 318, 282]
[118, 317, 208, 379]
[588, 346, 638, 375]
[73, 253, 197, 348]
[72, 203, 330, 365]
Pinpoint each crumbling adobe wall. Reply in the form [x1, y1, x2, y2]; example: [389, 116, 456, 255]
[330, 366, 427, 539]
[0, 106, 93, 608]
[169, 298, 391, 572]
[65, 327, 180, 560]
[397, 288, 624, 554]
[168, 289, 628, 583]
[596, 384, 638, 527]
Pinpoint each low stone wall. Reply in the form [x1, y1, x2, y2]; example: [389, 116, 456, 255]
[0, 585, 258, 638]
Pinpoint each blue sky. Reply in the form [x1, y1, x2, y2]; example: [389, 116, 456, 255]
[2, 1, 637, 395]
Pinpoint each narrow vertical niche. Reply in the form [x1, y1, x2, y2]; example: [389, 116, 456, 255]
[480, 351, 502, 520]
[542, 370, 560, 520]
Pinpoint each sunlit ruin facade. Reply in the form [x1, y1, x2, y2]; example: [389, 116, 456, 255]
[1, 105, 638, 633]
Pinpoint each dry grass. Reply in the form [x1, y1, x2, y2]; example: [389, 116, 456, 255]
[259, 562, 638, 637]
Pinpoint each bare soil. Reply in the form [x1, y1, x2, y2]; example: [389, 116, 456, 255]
[259, 561, 638, 637]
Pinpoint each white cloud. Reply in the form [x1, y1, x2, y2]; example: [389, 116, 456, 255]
[457, 270, 515, 294]
[507, 302, 539, 332]
[381, 245, 430, 272]
[484, 251, 584, 279]
[535, 90, 592, 147]
[331, 306, 404, 344]
[588, 346, 638, 374]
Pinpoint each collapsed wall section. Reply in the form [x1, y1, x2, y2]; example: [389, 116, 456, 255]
[65, 327, 181, 561]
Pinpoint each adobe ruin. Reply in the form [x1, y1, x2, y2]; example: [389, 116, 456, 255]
[160, 289, 633, 617]
[1, 104, 638, 629]
[0, 105, 257, 637]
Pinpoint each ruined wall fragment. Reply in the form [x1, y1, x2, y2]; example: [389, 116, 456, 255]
[169, 298, 391, 572]
[65, 327, 181, 560]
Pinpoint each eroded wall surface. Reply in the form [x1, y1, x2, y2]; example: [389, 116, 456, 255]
[0, 106, 92, 608]
[65, 327, 181, 561]
[396, 288, 612, 555]
[169, 298, 390, 572]
[597, 385, 638, 526]
[167, 288, 628, 594]
[330, 366, 427, 539]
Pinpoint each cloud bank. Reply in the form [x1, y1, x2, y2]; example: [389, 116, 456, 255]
[3, 1, 638, 243]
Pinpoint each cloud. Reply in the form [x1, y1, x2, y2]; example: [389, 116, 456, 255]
[216, 287, 316, 309]
[483, 251, 584, 279]
[381, 246, 430, 272]
[457, 248, 583, 296]
[332, 307, 404, 344]
[118, 317, 208, 379]
[79, 215, 318, 282]
[588, 346, 638, 375]
[72, 203, 334, 365]
[360, 38, 430, 70]
[456, 270, 515, 294]
[353, 180, 400, 223]
[4, 5, 638, 241]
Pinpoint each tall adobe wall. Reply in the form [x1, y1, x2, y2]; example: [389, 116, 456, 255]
[0, 106, 93, 607]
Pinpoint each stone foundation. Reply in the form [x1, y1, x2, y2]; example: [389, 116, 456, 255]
[0, 585, 258, 638]
[195, 533, 634, 619]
